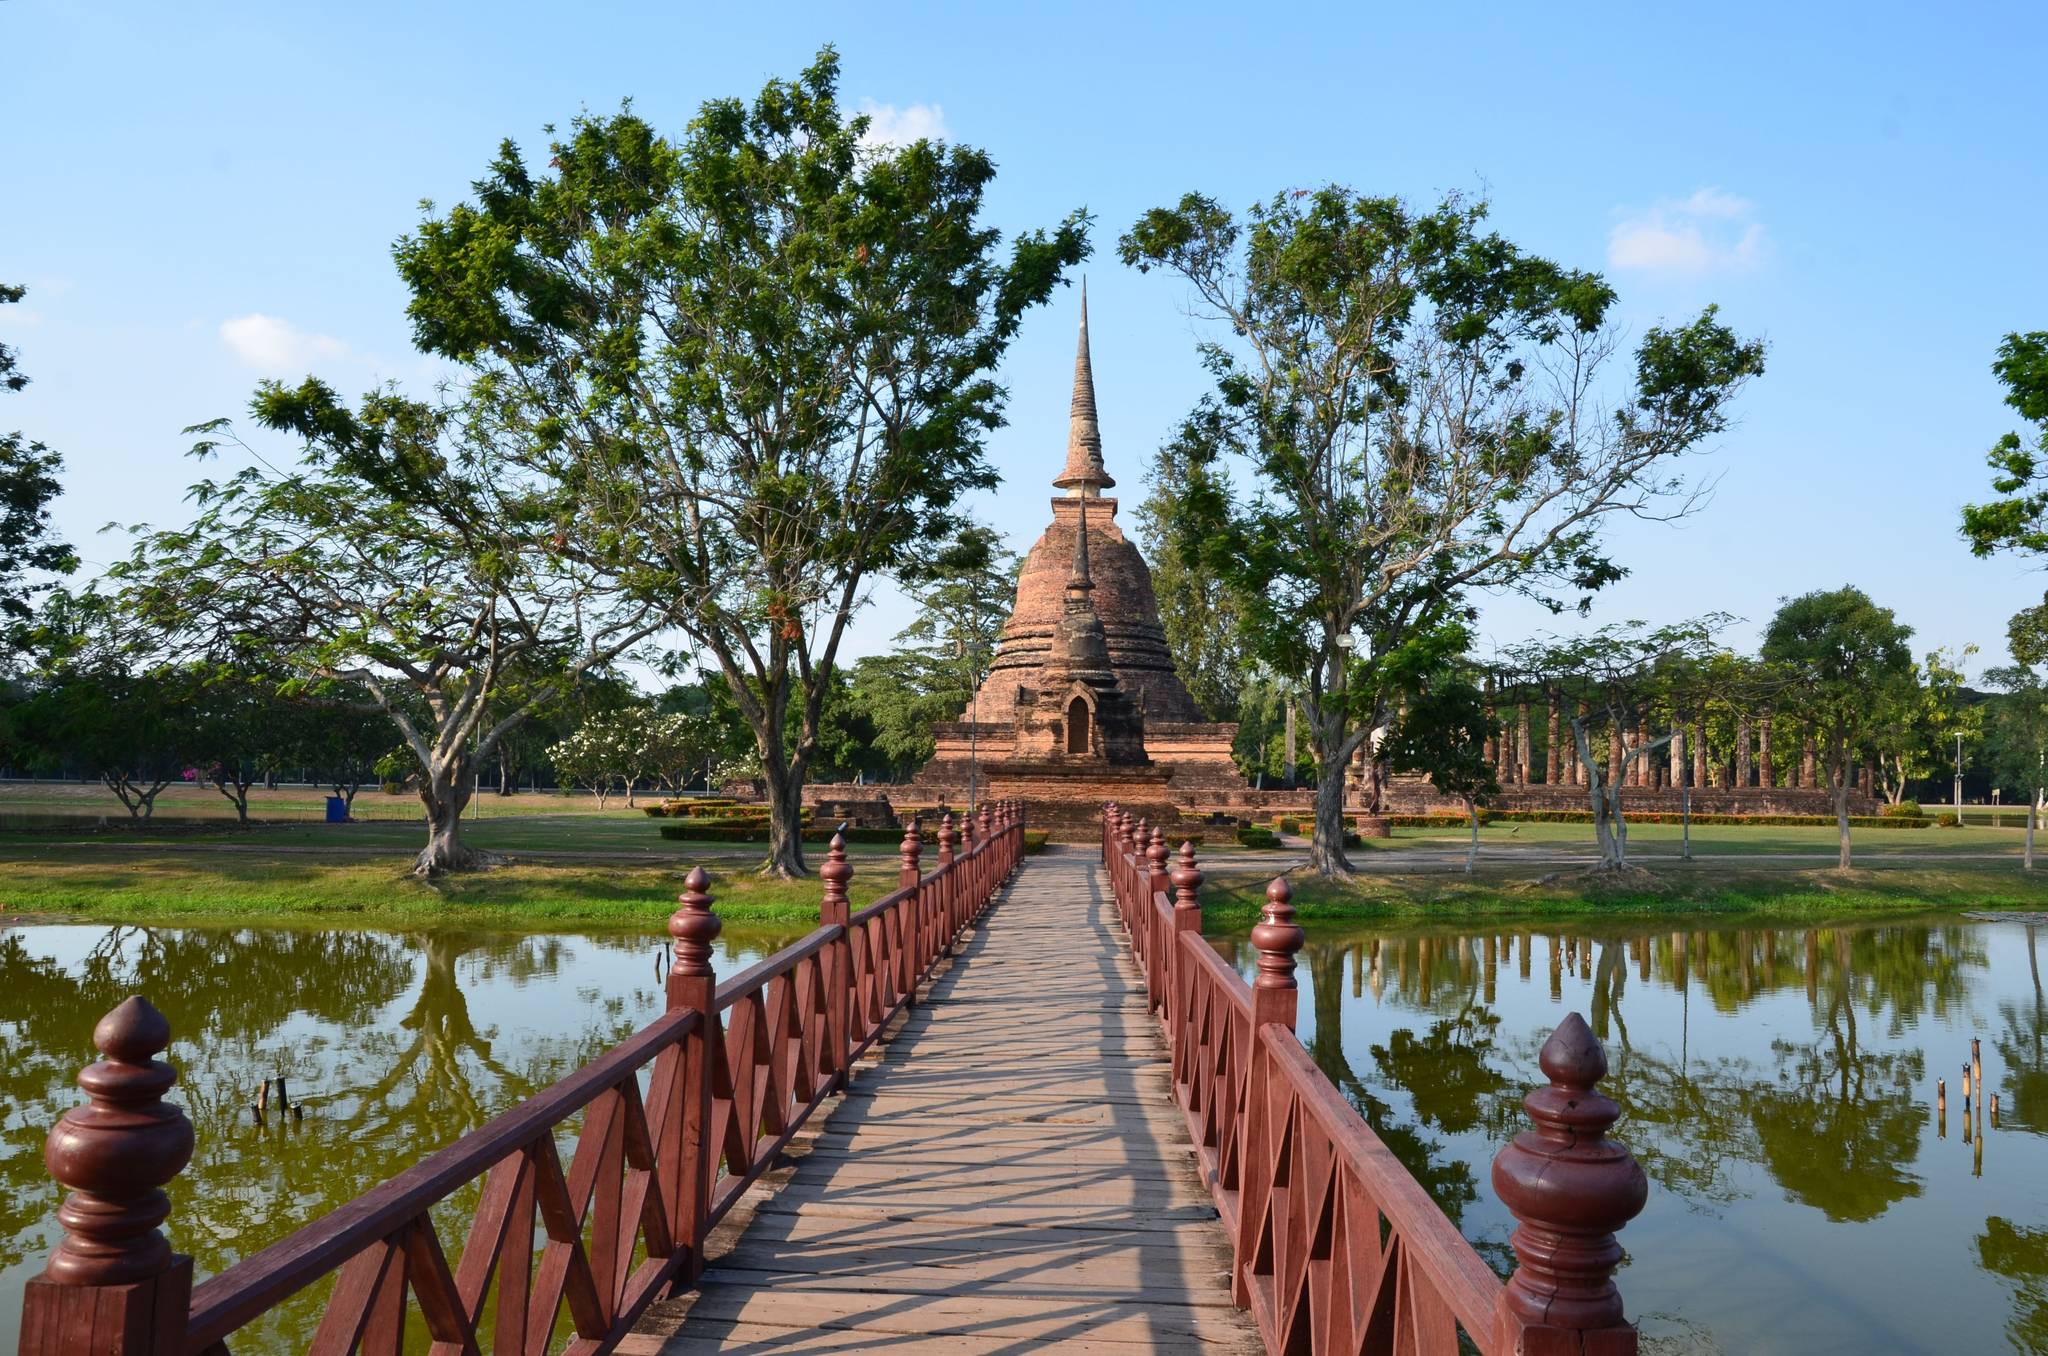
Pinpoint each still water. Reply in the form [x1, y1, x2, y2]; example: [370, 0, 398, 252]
[0, 922, 803, 1353]
[1202, 916, 2048, 1353]
[2, 916, 2044, 1353]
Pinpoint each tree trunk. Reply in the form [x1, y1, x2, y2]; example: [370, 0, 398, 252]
[760, 762, 810, 878]
[1831, 751, 1853, 872]
[497, 742, 516, 796]
[1575, 719, 1625, 870]
[1310, 761, 1354, 875]
[1464, 797, 1479, 875]
[415, 750, 495, 876]
[2028, 799, 2037, 871]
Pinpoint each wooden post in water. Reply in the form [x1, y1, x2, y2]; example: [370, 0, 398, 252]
[18, 997, 196, 1356]
[666, 866, 721, 1284]
[1493, 1012, 1649, 1354]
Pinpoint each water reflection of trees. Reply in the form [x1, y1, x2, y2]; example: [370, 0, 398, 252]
[0, 926, 658, 1293]
[1221, 918, 2003, 1233]
[1978, 1216, 2048, 1350]
[1990, 925, 2046, 1137]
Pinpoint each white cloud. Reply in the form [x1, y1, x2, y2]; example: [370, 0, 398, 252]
[1608, 188, 1768, 278]
[854, 98, 949, 150]
[218, 313, 357, 372]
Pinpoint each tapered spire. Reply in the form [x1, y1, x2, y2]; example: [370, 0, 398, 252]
[1053, 282, 1115, 496]
[1068, 495, 1095, 591]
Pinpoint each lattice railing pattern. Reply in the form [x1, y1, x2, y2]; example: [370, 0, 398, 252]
[18, 805, 1026, 1356]
[1099, 802, 1649, 1356]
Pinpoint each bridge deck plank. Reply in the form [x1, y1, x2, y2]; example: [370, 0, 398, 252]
[639, 847, 1260, 1353]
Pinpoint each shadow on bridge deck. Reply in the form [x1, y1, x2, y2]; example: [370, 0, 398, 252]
[630, 846, 1262, 1353]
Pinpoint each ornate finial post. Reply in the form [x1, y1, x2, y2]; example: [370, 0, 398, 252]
[898, 816, 922, 892]
[938, 812, 957, 867]
[1249, 877, 1306, 1031]
[1146, 827, 1171, 897]
[1171, 841, 1204, 924]
[821, 831, 852, 929]
[1140, 827, 1173, 1005]
[20, 997, 195, 1356]
[1166, 841, 1205, 1028]
[666, 866, 722, 1281]
[1493, 1013, 1649, 1353]
[1233, 879, 1308, 1309]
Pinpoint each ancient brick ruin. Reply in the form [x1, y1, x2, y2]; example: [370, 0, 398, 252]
[904, 289, 1242, 828]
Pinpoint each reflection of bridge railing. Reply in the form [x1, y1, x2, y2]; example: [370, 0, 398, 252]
[16, 804, 1027, 1356]
[1101, 801, 1650, 1355]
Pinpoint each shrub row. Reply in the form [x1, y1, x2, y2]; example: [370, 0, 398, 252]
[1474, 808, 1930, 828]
[657, 824, 1051, 854]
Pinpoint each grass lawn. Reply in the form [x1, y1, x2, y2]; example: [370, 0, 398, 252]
[1361, 817, 2024, 857]
[1193, 857, 2048, 926]
[0, 847, 896, 929]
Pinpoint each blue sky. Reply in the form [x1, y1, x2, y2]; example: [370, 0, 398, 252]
[4, 1, 2044, 675]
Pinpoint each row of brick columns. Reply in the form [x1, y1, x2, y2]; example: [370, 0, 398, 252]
[1101, 803, 1650, 1352]
[1471, 684, 1875, 793]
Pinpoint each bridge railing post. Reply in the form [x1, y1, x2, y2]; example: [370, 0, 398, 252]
[18, 996, 196, 1356]
[898, 817, 924, 987]
[958, 813, 976, 932]
[1492, 1013, 1648, 1355]
[1234, 878, 1304, 1308]
[1144, 828, 1171, 1009]
[819, 832, 857, 1051]
[1167, 841, 1203, 1039]
[666, 866, 722, 1283]
[937, 813, 958, 945]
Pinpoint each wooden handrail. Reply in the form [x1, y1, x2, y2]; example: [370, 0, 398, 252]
[1098, 800, 1647, 1356]
[17, 803, 1029, 1356]
[185, 1005, 701, 1349]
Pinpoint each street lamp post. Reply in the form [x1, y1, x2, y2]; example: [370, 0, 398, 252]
[1955, 731, 1964, 820]
[958, 638, 986, 813]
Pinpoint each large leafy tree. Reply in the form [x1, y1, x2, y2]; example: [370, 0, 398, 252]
[1870, 646, 1977, 805]
[850, 525, 1019, 777]
[114, 383, 657, 874]
[1510, 618, 1730, 871]
[1121, 188, 1763, 875]
[1381, 670, 1498, 873]
[0, 283, 79, 656]
[1962, 331, 2048, 558]
[394, 50, 1087, 875]
[1133, 430, 1248, 720]
[1760, 587, 1916, 871]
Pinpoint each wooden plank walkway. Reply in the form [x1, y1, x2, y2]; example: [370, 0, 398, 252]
[635, 846, 1262, 1353]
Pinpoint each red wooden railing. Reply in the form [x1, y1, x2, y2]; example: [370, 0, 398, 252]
[1101, 803, 1649, 1356]
[16, 803, 1026, 1356]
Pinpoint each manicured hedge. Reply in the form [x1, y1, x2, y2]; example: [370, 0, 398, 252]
[1476, 808, 1929, 828]
[1236, 826, 1281, 849]
[657, 824, 1052, 854]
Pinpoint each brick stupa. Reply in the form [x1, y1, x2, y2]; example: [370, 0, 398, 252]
[910, 290, 1245, 829]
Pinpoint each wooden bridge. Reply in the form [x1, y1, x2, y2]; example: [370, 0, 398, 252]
[16, 802, 1649, 1356]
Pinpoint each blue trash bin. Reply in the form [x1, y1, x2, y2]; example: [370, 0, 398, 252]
[325, 796, 348, 824]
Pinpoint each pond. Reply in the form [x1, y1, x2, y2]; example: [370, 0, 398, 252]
[2, 915, 2044, 1354]
[1201, 915, 2048, 1353]
[0, 921, 805, 1353]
